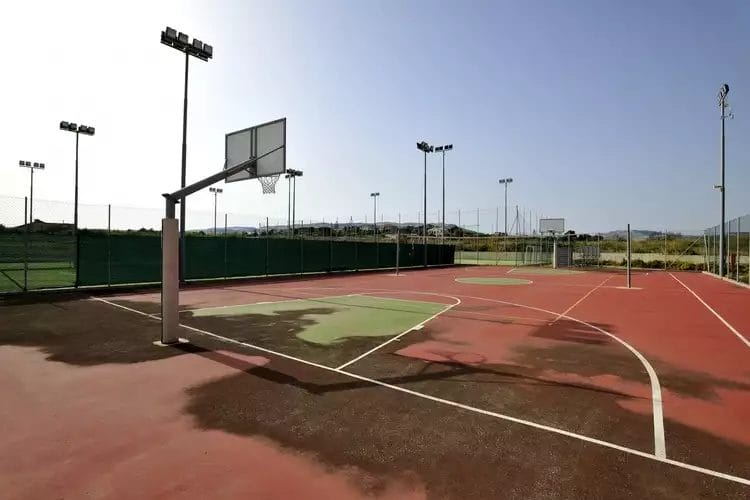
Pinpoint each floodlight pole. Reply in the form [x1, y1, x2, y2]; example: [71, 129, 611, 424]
[179, 52, 189, 281]
[19, 161, 45, 224]
[161, 26, 214, 283]
[417, 141, 434, 267]
[284, 169, 303, 236]
[435, 144, 453, 242]
[287, 175, 292, 235]
[209, 187, 222, 236]
[370, 192, 380, 241]
[499, 178, 513, 234]
[59, 121, 95, 286]
[717, 83, 730, 277]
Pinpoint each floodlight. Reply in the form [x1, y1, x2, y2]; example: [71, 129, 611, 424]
[203, 44, 213, 58]
[192, 39, 203, 52]
[165, 27, 177, 41]
[177, 32, 189, 46]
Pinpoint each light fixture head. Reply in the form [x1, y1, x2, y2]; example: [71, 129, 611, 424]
[60, 121, 78, 132]
[78, 125, 95, 135]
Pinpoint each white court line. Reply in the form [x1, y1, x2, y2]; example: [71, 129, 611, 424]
[668, 273, 750, 349]
[179, 293, 358, 314]
[88, 294, 747, 486]
[336, 295, 461, 370]
[290, 284, 666, 459]
[550, 275, 614, 325]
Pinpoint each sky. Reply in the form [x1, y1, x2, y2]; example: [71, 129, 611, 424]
[1, 0, 749, 233]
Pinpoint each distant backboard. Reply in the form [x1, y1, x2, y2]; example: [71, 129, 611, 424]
[540, 218, 565, 234]
[225, 118, 286, 183]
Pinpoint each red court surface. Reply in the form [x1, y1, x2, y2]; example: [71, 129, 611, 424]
[1, 266, 749, 499]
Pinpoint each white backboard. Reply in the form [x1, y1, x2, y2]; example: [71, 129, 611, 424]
[540, 218, 565, 233]
[225, 118, 286, 183]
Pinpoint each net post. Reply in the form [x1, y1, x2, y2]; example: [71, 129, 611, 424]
[627, 223, 632, 288]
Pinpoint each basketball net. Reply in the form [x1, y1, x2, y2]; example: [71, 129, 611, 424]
[259, 174, 280, 194]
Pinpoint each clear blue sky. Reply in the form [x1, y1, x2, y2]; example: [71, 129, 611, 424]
[2, 0, 748, 233]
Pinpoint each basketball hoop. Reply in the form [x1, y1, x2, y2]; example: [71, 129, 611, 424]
[259, 174, 280, 194]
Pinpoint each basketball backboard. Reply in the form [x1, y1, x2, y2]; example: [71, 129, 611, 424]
[225, 118, 286, 183]
[540, 218, 565, 234]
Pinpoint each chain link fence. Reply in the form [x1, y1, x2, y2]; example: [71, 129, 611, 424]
[0, 196, 456, 293]
[2, 194, 727, 293]
[705, 214, 750, 285]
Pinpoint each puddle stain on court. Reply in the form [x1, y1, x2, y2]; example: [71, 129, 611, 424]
[181, 338, 750, 499]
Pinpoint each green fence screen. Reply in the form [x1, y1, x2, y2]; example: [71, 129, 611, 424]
[4, 233, 453, 292]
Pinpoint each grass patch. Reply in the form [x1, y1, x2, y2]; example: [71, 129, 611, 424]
[188, 294, 446, 346]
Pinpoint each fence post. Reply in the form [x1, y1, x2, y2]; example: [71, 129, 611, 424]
[703, 233, 709, 273]
[300, 219, 304, 275]
[224, 213, 228, 280]
[329, 220, 333, 273]
[396, 213, 400, 275]
[265, 218, 269, 277]
[107, 204, 111, 287]
[735, 219, 740, 281]
[664, 229, 668, 270]
[476, 208, 480, 265]
[23, 197, 29, 291]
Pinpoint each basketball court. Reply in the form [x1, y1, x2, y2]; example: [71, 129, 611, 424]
[1, 264, 749, 498]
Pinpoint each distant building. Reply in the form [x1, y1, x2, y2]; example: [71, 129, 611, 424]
[11, 220, 74, 233]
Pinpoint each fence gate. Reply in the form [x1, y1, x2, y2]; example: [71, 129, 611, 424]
[555, 245, 572, 267]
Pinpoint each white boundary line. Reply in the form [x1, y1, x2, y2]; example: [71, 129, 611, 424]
[454, 277, 533, 285]
[88, 294, 747, 486]
[181, 293, 358, 314]
[336, 295, 461, 370]
[668, 273, 750, 349]
[550, 275, 614, 325]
